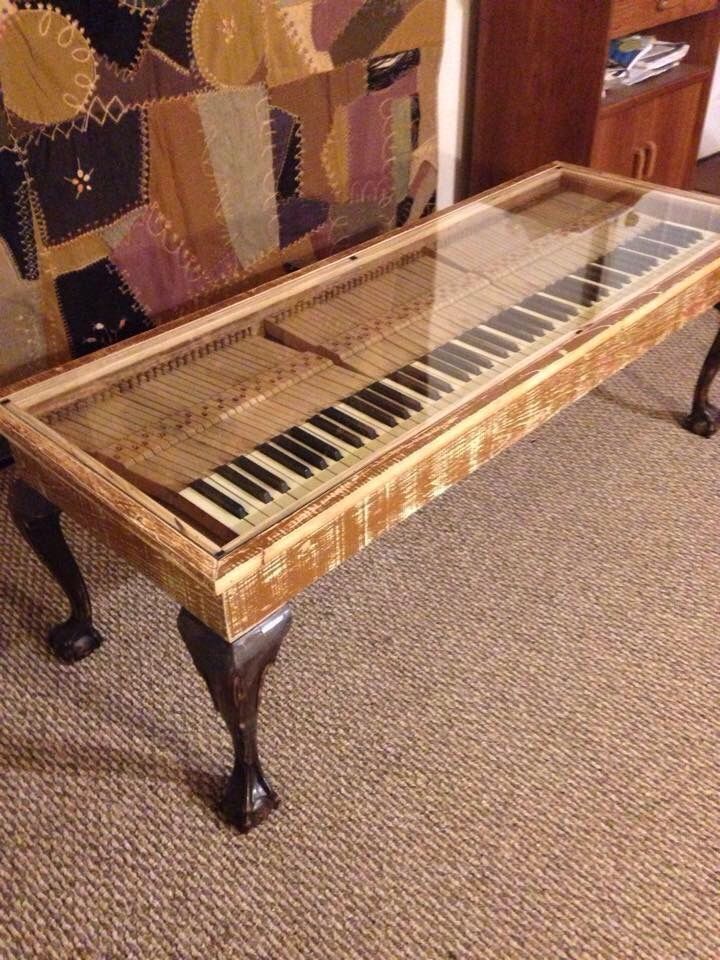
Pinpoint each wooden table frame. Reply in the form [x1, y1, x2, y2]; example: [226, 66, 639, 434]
[3, 162, 720, 833]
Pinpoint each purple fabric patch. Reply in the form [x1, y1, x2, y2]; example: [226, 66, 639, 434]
[278, 198, 329, 249]
[110, 206, 207, 315]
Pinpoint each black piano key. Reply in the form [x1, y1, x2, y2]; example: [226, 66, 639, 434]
[622, 235, 677, 259]
[258, 442, 313, 479]
[503, 307, 552, 331]
[402, 364, 454, 393]
[574, 262, 628, 288]
[421, 352, 471, 382]
[189, 479, 248, 519]
[469, 327, 519, 353]
[360, 387, 412, 419]
[644, 222, 701, 247]
[289, 425, 343, 461]
[458, 330, 509, 358]
[544, 278, 604, 308]
[344, 395, 398, 427]
[516, 299, 562, 326]
[215, 464, 273, 503]
[486, 313, 535, 342]
[432, 346, 482, 376]
[442, 341, 493, 369]
[272, 434, 328, 470]
[322, 405, 379, 439]
[616, 245, 659, 268]
[518, 295, 571, 323]
[370, 380, 423, 411]
[388, 370, 442, 400]
[232, 454, 290, 494]
[594, 251, 652, 275]
[309, 414, 365, 447]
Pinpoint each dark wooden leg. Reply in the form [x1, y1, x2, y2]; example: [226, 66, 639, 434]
[177, 605, 292, 833]
[8, 479, 104, 662]
[0, 436, 13, 469]
[684, 311, 720, 437]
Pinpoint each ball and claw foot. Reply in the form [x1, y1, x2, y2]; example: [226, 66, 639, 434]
[683, 403, 720, 438]
[48, 618, 104, 664]
[221, 765, 280, 833]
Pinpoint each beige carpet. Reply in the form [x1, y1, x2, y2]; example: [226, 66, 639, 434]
[1, 312, 719, 960]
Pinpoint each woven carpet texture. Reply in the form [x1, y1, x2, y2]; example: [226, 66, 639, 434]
[1, 312, 719, 960]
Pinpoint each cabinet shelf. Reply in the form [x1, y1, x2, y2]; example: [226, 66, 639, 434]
[468, 0, 720, 194]
[601, 62, 712, 112]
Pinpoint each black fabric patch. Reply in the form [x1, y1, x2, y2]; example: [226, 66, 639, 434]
[367, 49, 420, 91]
[410, 94, 420, 151]
[396, 195, 413, 227]
[277, 120, 301, 200]
[150, 0, 195, 70]
[0, 146, 36, 279]
[25, 108, 146, 245]
[278, 198, 328, 249]
[422, 192, 436, 218]
[28, 0, 152, 69]
[56, 259, 151, 358]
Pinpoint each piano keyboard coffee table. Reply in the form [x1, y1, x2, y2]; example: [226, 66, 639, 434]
[3, 163, 720, 833]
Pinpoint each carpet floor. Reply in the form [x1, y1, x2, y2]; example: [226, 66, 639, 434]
[1, 311, 719, 960]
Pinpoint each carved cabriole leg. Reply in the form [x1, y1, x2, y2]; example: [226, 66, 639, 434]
[177, 605, 292, 833]
[685, 312, 720, 437]
[8, 478, 104, 663]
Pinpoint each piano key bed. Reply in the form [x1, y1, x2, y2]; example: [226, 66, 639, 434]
[36, 172, 720, 551]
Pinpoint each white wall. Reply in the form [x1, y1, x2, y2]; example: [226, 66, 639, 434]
[437, 0, 473, 207]
[699, 57, 720, 158]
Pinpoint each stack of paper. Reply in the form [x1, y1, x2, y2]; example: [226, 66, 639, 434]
[604, 35, 690, 90]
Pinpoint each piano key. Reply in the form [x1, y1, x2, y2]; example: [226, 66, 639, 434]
[257, 442, 313, 478]
[251, 448, 315, 492]
[403, 363, 454, 393]
[388, 370, 442, 400]
[421, 352, 472, 382]
[457, 330, 510, 357]
[189, 479, 249, 519]
[206, 473, 279, 518]
[486, 312, 536, 342]
[344, 395, 398, 427]
[272, 434, 328, 470]
[371, 380, 424, 411]
[288, 425, 343, 461]
[469, 327, 520, 353]
[179, 486, 256, 536]
[303, 419, 368, 457]
[232, 454, 290, 493]
[442, 340, 494, 369]
[544, 277, 606, 307]
[622, 235, 678, 259]
[309, 414, 365, 447]
[616, 245, 659, 268]
[360, 387, 413, 419]
[644, 222, 701, 247]
[215, 464, 273, 503]
[519, 294, 574, 322]
[432, 346, 483, 376]
[593, 250, 652, 275]
[572, 262, 629, 288]
[321, 405, 379, 439]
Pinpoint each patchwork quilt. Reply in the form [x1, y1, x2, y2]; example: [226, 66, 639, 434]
[0, 0, 445, 386]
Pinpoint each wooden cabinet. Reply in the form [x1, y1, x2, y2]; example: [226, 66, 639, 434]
[468, 0, 720, 194]
[591, 74, 705, 183]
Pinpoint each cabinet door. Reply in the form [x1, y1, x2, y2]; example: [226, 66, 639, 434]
[591, 79, 705, 187]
